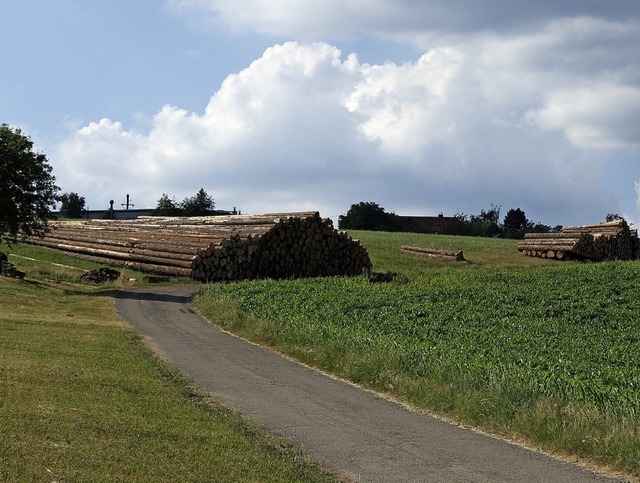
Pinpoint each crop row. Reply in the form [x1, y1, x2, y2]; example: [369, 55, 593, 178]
[204, 261, 640, 414]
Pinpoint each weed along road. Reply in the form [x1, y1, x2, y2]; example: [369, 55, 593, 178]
[115, 285, 620, 483]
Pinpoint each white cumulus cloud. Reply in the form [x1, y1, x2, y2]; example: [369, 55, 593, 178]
[53, 21, 639, 224]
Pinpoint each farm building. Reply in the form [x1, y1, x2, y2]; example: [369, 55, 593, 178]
[26, 212, 372, 281]
[518, 219, 639, 261]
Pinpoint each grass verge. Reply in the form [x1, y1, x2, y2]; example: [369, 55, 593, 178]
[193, 231, 640, 478]
[0, 245, 337, 482]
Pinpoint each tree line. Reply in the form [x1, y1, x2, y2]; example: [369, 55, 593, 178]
[57, 189, 217, 218]
[55, 189, 217, 219]
[151, 190, 215, 216]
[338, 201, 566, 239]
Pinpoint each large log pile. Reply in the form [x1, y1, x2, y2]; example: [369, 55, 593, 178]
[26, 212, 372, 281]
[518, 220, 639, 261]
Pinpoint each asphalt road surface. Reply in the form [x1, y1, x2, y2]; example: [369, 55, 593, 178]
[115, 285, 622, 483]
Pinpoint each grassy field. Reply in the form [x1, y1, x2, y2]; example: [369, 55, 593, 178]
[194, 231, 640, 477]
[0, 245, 337, 482]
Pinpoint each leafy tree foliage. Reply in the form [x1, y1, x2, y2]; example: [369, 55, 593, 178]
[529, 222, 560, 234]
[449, 204, 502, 237]
[502, 208, 529, 238]
[0, 124, 59, 244]
[339, 200, 555, 238]
[153, 193, 181, 216]
[470, 204, 502, 237]
[477, 204, 501, 224]
[453, 205, 552, 238]
[151, 189, 216, 217]
[338, 202, 402, 231]
[59, 192, 86, 219]
[181, 188, 215, 216]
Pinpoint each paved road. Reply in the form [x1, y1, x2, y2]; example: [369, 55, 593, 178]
[115, 285, 621, 483]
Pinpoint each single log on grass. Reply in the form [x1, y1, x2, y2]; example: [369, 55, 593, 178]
[401, 246, 465, 261]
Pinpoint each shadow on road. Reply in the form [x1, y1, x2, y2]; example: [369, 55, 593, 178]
[114, 286, 200, 304]
[114, 291, 192, 304]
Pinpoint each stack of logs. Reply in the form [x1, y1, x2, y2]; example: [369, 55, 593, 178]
[26, 212, 372, 281]
[518, 220, 639, 261]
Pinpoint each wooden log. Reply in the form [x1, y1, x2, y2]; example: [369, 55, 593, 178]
[561, 220, 625, 231]
[49, 224, 232, 242]
[35, 235, 198, 262]
[518, 239, 580, 247]
[518, 243, 582, 252]
[524, 233, 582, 239]
[27, 239, 195, 269]
[43, 232, 203, 255]
[401, 246, 465, 261]
[29, 246, 193, 277]
[121, 261, 193, 277]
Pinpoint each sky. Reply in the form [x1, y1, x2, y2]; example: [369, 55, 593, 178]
[2, 0, 640, 227]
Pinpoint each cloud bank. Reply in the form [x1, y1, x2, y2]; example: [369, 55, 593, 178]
[53, 3, 640, 225]
[168, 0, 639, 42]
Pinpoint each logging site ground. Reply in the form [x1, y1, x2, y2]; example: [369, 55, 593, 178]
[1, 231, 639, 481]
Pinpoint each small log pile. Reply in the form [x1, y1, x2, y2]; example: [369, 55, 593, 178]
[81, 268, 121, 283]
[518, 220, 639, 261]
[26, 212, 372, 281]
[401, 246, 465, 261]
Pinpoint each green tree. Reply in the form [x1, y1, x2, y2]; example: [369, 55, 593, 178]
[181, 188, 215, 216]
[0, 124, 59, 244]
[503, 208, 529, 238]
[477, 203, 501, 224]
[527, 221, 554, 234]
[338, 202, 402, 231]
[477, 204, 501, 235]
[59, 192, 86, 218]
[454, 204, 502, 237]
[153, 193, 182, 216]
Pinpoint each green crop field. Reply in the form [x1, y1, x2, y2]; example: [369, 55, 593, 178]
[195, 230, 640, 477]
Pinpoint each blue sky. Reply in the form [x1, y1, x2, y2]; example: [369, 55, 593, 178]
[2, 1, 639, 227]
